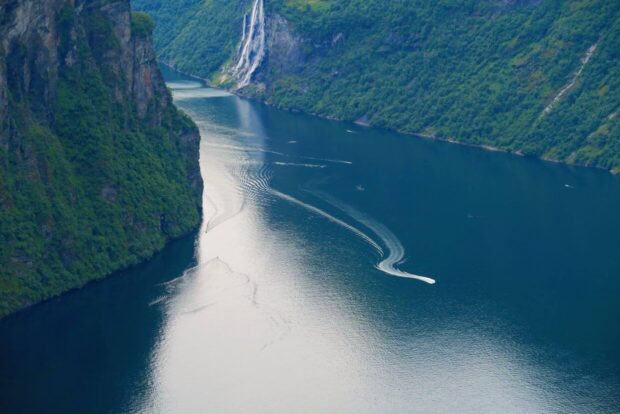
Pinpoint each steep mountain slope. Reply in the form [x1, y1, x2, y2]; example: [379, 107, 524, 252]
[0, 0, 202, 317]
[137, 0, 620, 172]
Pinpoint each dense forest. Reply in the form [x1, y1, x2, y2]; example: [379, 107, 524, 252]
[0, 0, 202, 317]
[137, 0, 620, 172]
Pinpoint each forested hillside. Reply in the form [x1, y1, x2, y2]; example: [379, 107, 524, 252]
[136, 0, 620, 172]
[0, 0, 202, 316]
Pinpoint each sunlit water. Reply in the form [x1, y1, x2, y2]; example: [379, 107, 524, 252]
[1, 68, 620, 413]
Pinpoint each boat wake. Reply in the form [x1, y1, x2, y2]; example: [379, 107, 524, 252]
[273, 162, 326, 169]
[269, 188, 435, 285]
[205, 142, 351, 166]
[197, 110, 432, 284]
[268, 189, 383, 254]
[301, 155, 352, 165]
[309, 190, 435, 284]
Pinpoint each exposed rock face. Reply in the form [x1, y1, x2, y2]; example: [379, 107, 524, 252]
[263, 14, 304, 77]
[0, 0, 202, 317]
[225, 2, 304, 92]
[231, 0, 266, 88]
[1, 0, 60, 128]
[0, 0, 193, 130]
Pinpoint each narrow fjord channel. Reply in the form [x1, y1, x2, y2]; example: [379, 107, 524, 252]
[1, 68, 619, 413]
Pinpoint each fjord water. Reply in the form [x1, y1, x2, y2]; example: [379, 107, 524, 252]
[2, 69, 620, 414]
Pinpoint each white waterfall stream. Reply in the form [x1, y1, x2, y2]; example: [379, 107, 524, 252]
[242, 14, 247, 42]
[541, 43, 597, 117]
[232, 0, 266, 89]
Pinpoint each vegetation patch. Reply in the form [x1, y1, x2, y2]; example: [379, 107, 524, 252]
[131, 11, 155, 38]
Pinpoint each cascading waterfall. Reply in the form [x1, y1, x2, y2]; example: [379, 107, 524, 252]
[241, 14, 247, 42]
[541, 43, 598, 117]
[235, 13, 248, 58]
[232, 0, 266, 89]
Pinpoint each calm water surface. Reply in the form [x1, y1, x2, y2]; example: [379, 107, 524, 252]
[1, 68, 620, 413]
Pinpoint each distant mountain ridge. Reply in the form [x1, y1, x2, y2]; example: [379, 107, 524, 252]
[0, 0, 202, 316]
[137, 0, 620, 172]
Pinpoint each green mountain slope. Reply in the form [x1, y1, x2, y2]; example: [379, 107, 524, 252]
[0, 0, 202, 317]
[137, 0, 620, 172]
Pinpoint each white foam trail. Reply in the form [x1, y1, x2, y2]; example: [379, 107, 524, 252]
[301, 156, 353, 165]
[310, 190, 436, 285]
[232, 0, 266, 88]
[273, 162, 326, 169]
[204, 142, 351, 166]
[148, 296, 168, 307]
[268, 189, 383, 254]
[210, 143, 289, 158]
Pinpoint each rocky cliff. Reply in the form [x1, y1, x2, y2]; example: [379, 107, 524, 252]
[0, 0, 202, 317]
[222, 8, 304, 96]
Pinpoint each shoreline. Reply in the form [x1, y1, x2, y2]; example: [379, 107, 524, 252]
[411, 134, 618, 175]
[160, 61, 619, 176]
[0, 229, 199, 320]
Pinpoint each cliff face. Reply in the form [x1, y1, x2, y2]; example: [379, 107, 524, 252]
[264, 14, 304, 76]
[249, 12, 304, 87]
[209, 6, 304, 100]
[1, 0, 162, 125]
[0, 0, 202, 317]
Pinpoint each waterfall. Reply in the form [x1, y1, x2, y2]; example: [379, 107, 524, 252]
[236, 13, 248, 57]
[541, 43, 598, 117]
[241, 14, 247, 42]
[232, 0, 266, 89]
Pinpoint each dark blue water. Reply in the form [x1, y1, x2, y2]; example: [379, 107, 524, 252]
[1, 68, 619, 413]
